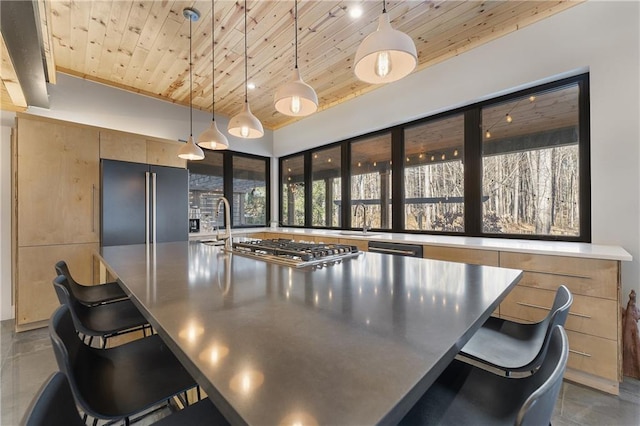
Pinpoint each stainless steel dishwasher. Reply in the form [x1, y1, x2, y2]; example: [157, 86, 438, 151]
[367, 241, 424, 257]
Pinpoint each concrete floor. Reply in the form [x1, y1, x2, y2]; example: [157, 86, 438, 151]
[1, 319, 639, 425]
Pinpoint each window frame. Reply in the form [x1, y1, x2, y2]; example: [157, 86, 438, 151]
[278, 73, 590, 242]
[188, 149, 270, 229]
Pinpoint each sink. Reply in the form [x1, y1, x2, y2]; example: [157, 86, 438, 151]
[338, 231, 381, 238]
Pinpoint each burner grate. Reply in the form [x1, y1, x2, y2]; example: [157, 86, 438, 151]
[231, 239, 359, 266]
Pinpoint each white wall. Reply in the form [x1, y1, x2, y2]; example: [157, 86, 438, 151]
[29, 73, 274, 157]
[0, 112, 16, 320]
[274, 0, 640, 299]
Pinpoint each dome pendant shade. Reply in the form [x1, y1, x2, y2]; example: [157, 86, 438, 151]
[228, 102, 264, 139]
[178, 135, 205, 160]
[354, 11, 417, 84]
[274, 68, 318, 117]
[197, 120, 229, 150]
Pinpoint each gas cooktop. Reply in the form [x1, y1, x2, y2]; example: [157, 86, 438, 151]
[229, 238, 361, 268]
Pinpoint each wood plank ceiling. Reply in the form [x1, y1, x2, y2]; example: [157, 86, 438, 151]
[8, 1, 581, 129]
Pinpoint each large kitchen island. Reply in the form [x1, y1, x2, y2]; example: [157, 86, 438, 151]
[99, 240, 523, 425]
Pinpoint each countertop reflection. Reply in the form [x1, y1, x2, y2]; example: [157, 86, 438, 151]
[100, 241, 522, 425]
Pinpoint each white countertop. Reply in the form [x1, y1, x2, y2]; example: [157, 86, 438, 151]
[190, 227, 632, 262]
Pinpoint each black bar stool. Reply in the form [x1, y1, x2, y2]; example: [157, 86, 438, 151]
[53, 275, 150, 348]
[460, 285, 572, 374]
[399, 325, 569, 425]
[55, 260, 127, 306]
[48, 305, 205, 425]
[21, 372, 228, 426]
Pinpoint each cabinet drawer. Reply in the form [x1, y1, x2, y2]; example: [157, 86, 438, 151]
[500, 252, 617, 283]
[501, 286, 617, 340]
[501, 316, 618, 381]
[566, 330, 618, 381]
[516, 270, 617, 300]
[424, 246, 499, 266]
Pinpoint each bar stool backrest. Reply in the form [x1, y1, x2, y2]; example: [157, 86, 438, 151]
[20, 372, 84, 426]
[52, 275, 93, 337]
[516, 325, 569, 426]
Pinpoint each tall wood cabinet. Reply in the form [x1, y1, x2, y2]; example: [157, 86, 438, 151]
[14, 115, 100, 330]
[13, 114, 186, 330]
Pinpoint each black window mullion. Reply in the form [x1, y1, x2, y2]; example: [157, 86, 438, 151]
[223, 152, 234, 227]
[464, 108, 482, 236]
[303, 152, 312, 227]
[391, 126, 404, 232]
[341, 142, 350, 229]
[578, 76, 591, 242]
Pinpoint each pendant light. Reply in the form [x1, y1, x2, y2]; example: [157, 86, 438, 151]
[354, 0, 417, 84]
[197, 0, 229, 150]
[274, 0, 318, 117]
[228, 0, 264, 139]
[178, 7, 205, 160]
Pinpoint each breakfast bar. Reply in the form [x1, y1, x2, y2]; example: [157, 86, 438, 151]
[99, 241, 522, 425]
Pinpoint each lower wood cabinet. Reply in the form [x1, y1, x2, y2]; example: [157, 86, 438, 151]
[16, 243, 98, 331]
[499, 252, 621, 394]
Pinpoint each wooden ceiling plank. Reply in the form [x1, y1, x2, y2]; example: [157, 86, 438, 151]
[0, 32, 27, 107]
[67, 0, 92, 73]
[95, 0, 132, 82]
[111, 1, 153, 82]
[37, 0, 57, 83]
[84, 0, 113, 79]
[133, 13, 183, 96]
[49, 0, 72, 70]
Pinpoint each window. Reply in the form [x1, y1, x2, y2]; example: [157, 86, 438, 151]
[350, 133, 392, 230]
[404, 114, 465, 231]
[281, 155, 305, 226]
[188, 151, 224, 232]
[278, 74, 589, 242]
[189, 150, 270, 230]
[233, 155, 267, 226]
[481, 83, 581, 237]
[311, 145, 342, 227]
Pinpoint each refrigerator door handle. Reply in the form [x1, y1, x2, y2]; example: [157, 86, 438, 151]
[152, 172, 157, 244]
[145, 171, 150, 245]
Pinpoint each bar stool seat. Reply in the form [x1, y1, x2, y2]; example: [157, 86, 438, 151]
[49, 305, 200, 424]
[21, 372, 228, 426]
[399, 325, 569, 426]
[53, 275, 149, 347]
[55, 260, 127, 306]
[459, 285, 572, 373]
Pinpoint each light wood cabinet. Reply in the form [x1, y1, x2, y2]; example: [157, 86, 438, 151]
[498, 252, 621, 394]
[17, 118, 100, 245]
[14, 115, 102, 330]
[99, 131, 147, 163]
[146, 139, 186, 168]
[16, 243, 98, 329]
[423, 246, 499, 266]
[99, 129, 186, 168]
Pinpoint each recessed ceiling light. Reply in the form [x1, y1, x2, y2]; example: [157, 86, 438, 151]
[349, 5, 363, 19]
[247, 82, 256, 90]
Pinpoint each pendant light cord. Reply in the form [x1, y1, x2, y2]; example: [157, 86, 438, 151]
[294, 0, 298, 70]
[244, 0, 248, 104]
[211, 0, 215, 119]
[382, 0, 386, 13]
[189, 15, 193, 137]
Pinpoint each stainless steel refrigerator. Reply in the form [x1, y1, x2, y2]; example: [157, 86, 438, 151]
[101, 159, 188, 246]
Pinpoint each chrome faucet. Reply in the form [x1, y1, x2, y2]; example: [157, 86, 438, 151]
[354, 203, 369, 234]
[215, 196, 232, 249]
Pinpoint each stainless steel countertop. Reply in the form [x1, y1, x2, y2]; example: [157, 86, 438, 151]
[99, 241, 523, 425]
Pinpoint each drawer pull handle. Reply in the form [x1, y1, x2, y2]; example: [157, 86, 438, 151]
[515, 302, 592, 319]
[569, 349, 592, 357]
[516, 301, 550, 311]
[568, 311, 591, 319]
